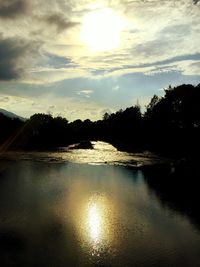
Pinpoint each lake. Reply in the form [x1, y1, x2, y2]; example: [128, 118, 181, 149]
[0, 142, 200, 267]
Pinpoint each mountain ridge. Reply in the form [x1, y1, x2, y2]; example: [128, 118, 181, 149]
[0, 108, 26, 121]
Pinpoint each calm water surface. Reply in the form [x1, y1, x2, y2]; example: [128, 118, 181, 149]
[0, 142, 200, 267]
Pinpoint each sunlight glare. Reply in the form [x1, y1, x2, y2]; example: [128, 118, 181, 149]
[76, 195, 115, 259]
[88, 203, 101, 241]
[81, 8, 126, 52]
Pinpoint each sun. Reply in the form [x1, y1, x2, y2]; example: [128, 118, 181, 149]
[81, 8, 126, 52]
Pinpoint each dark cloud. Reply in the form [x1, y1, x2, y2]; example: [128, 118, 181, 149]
[43, 53, 77, 69]
[0, 38, 24, 80]
[45, 13, 79, 32]
[0, 36, 40, 81]
[0, 0, 27, 19]
[141, 53, 200, 68]
[98, 53, 200, 75]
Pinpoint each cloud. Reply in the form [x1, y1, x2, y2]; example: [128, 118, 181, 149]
[132, 23, 193, 60]
[77, 89, 93, 98]
[0, 0, 28, 19]
[0, 35, 41, 81]
[180, 60, 200, 75]
[0, 0, 199, 84]
[0, 36, 27, 80]
[0, 95, 9, 102]
[141, 53, 200, 68]
[112, 85, 120, 91]
[49, 105, 55, 109]
[38, 53, 76, 69]
[44, 13, 79, 32]
[160, 24, 191, 36]
[0, 0, 199, 121]
[92, 53, 200, 78]
[28, 67, 90, 84]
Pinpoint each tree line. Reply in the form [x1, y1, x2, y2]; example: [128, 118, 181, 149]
[0, 83, 200, 157]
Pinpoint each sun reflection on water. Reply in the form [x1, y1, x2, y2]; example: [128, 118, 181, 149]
[78, 194, 114, 261]
[88, 203, 101, 242]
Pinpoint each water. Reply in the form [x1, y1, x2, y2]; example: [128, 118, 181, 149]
[0, 142, 200, 267]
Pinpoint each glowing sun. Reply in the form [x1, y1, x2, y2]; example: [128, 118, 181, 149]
[81, 8, 126, 52]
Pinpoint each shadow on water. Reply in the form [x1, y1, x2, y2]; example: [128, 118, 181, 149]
[142, 160, 200, 231]
[0, 161, 82, 267]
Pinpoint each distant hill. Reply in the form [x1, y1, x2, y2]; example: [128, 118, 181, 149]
[0, 108, 26, 121]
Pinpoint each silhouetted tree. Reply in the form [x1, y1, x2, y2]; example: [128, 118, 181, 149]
[101, 105, 142, 150]
[144, 84, 200, 156]
[1, 83, 200, 156]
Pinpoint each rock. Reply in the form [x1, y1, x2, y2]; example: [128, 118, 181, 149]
[69, 141, 94, 149]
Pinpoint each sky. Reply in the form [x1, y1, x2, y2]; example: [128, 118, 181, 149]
[0, 0, 200, 121]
